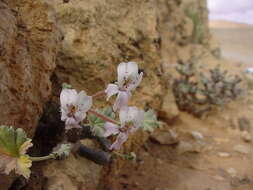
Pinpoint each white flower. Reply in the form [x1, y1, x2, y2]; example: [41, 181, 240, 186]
[103, 106, 144, 150]
[60, 89, 92, 130]
[105, 62, 143, 111]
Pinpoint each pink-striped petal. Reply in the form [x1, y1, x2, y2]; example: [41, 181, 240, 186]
[103, 122, 120, 137]
[110, 132, 128, 150]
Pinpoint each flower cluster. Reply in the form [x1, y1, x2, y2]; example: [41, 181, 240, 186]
[60, 62, 144, 150]
[0, 61, 160, 179]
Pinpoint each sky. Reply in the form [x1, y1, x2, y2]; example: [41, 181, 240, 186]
[208, 0, 253, 25]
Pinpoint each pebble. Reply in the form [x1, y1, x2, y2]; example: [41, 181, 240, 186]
[227, 168, 237, 177]
[191, 131, 204, 141]
[241, 131, 252, 142]
[150, 129, 179, 145]
[213, 175, 225, 181]
[238, 117, 251, 132]
[218, 152, 231, 158]
[233, 144, 250, 154]
[177, 141, 201, 154]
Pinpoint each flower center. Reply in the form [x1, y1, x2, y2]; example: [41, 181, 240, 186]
[119, 121, 134, 132]
[67, 105, 77, 117]
[121, 77, 134, 90]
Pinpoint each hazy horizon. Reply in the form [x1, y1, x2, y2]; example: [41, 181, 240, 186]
[208, 0, 253, 25]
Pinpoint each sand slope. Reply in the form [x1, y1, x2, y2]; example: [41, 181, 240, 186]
[210, 20, 253, 64]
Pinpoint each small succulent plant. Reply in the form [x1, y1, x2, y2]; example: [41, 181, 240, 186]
[173, 59, 242, 117]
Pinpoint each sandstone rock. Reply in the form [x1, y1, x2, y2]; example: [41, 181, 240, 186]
[177, 141, 201, 154]
[0, 0, 60, 137]
[212, 175, 225, 181]
[48, 0, 210, 118]
[191, 131, 204, 141]
[0, 0, 60, 188]
[233, 144, 250, 154]
[227, 168, 237, 177]
[218, 152, 231, 158]
[43, 0, 212, 188]
[241, 131, 252, 143]
[150, 129, 179, 145]
[43, 154, 102, 190]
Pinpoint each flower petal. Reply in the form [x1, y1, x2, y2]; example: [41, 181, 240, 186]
[128, 72, 143, 91]
[60, 107, 68, 121]
[119, 106, 144, 128]
[60, 89, 78, 107]
[16, 155, 32, 179]
[113, 91, 130, 112]
[110, 132, 128, 150]
[19, 139, 33, 155]
[74, 111, 86, 123]
[76, 91, 93, 113]
[0, 155, 16, 175]
[105, 84, 119, 101]
[103, 122, 120, 137]
[117, 62, 138, 85]
[65, 118, 79, 126]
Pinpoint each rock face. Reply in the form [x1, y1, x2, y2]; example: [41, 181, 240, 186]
[49, 0, 211, 117]
[0, 0, 60, 137]
[46, 0, 212, 188]
[0, 0, 60, 188]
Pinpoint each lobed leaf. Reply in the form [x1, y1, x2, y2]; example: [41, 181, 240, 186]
[141, 109, 162, 132]
[88, 107, 115, 137]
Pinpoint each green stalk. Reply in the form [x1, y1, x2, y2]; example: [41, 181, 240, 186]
[88, 109, 120, 125]
[30, 153, 57, 162]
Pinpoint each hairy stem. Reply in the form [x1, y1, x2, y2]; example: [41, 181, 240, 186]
[92, 90, 106, 98]
[30, 153, 57, 162]
[88, 109, 120, 125]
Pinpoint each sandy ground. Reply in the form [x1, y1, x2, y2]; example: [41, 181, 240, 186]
[98, 20, 253, 190]
[210, 20, 253, 65]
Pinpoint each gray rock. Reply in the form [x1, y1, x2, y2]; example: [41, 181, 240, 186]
[238, 117, 251, 132]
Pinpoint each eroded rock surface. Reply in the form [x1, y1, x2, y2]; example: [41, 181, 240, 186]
[48, 0, 210, 114]
[0, 0, 60, 188]
[0, 0, 60, 136]
[45, 0, 213, 189]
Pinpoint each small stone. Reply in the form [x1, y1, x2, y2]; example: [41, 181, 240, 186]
[213, 175, 225, 181]
[150, 129, 179, 145]
[177, 141, 201, 154]
[191, 131, 204, 141]
[218, 152, 231, 158]
[238, 117, 251, 132]
[233, 144, 250, 154]
[241, 131, 252, 142]
[227, 168, 237, 177]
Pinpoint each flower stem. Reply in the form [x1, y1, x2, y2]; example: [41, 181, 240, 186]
[88, 109, 120, 125]
[92, 90, 106, 98]
[30, 153, 57, 162]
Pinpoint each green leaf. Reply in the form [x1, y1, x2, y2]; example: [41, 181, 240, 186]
[88, 107, 115, 137]
[141, 109, 162, 132]
[53, 143, 72, 157]
[0, 126, 33, 179]
[62, 83, 73, 89]
[0, 126, 30, 157]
